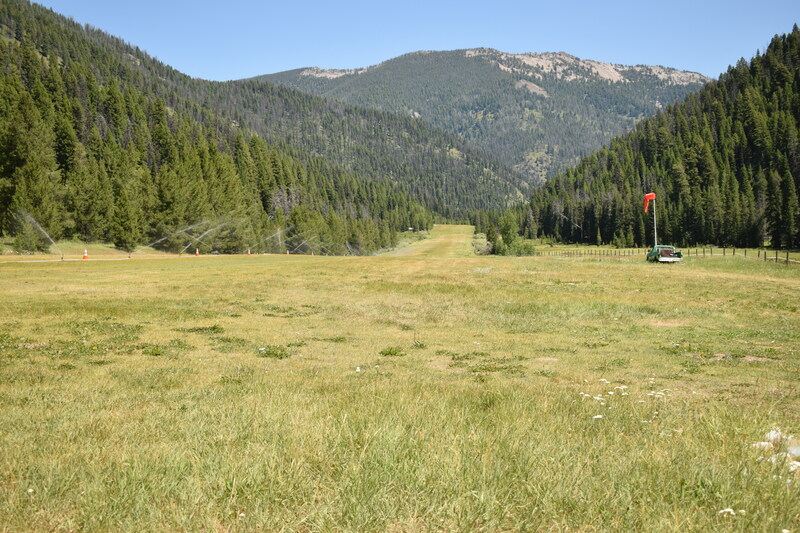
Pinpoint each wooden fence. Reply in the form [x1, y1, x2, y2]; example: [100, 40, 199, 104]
[533, 247, 798, 265]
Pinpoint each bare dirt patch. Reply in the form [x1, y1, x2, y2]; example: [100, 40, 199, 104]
[650, 320, 686, 327]
[689, 353, 773, 362]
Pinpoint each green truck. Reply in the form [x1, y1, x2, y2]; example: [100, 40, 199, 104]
[646, 245, 683, 263]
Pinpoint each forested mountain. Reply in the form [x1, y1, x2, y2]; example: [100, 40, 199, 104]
[496, 26, 800, 249]
[259, 49, 709, 183]
[0, 0, 437, 254]
[216, 79, 526, 215]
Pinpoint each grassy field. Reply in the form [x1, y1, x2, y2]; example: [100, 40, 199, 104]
[1, 224, 799, 532]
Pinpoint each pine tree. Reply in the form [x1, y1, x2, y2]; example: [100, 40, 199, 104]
[111, 184, 141, 252]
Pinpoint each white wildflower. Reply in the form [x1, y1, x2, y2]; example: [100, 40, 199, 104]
[27, 488, 33, 494]
[765, 427, 783, 444]
[717, 508, 735, 516]
[593, 415, 603, 419]
[355, 366, 361, 372]
[752, 441, 774, 451]
[769, 453, 790, 464]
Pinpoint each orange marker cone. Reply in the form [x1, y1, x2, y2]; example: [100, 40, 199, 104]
[247, 249, 251, 256]
[286, 250, 289, 255]
[82, 249, 88, 260]
[195, 248, 199, 257]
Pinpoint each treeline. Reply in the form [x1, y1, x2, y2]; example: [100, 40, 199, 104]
[0, 1, 524, 217]
[211, 79, 527, 216]
[0, 9, 432, 254]
[490, 26, 800, 249]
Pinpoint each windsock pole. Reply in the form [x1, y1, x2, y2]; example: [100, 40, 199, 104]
[653, 199, 657, 247]
[644, 193, 657, 247]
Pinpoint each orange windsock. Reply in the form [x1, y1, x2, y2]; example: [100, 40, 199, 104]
[644, 192, 656, 213]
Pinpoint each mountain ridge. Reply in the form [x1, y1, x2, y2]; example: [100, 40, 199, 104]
[259, 49, 710, 183]
[292, 48, 710, 86]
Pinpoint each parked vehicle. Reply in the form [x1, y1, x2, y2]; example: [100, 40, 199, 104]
[646, 245, 683, 263]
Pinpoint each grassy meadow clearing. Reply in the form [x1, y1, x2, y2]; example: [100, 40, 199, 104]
[1, 225, 799, 532]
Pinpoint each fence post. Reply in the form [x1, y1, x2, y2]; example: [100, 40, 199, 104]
[723, 247, 726, 256]
[786, 251, 790, 265]
[703, 247, 706, 256]
[758, 249, 760, 259]
[776, 250, 779, 263]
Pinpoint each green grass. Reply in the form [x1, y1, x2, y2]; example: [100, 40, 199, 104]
[1, 225, 799, 531]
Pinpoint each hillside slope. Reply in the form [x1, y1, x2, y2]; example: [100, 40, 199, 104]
[0, 0, 436, 254]
[0, 1, 527, 219]
[260, 49, 709, 183]
[507, 26, 800, 249]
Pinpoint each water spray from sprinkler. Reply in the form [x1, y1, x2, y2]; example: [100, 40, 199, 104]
[179, 222, 228, 255]
[18, 211, 62, 259]
[139, 220, 210, 251]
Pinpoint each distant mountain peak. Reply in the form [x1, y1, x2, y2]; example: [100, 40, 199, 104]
[465, 48, 710, 85]
[300, 66, 369, 79]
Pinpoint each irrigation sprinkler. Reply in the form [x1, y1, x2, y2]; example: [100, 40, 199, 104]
[141, 220, 210, 251]
[290, 235, 319, 254]
[261, 226, 294, 253]
[179, 222, 228, 255]
[558, 212, 583, 242]
[18, 211, 63, 259]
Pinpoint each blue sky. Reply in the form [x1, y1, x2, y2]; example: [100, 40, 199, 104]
[37, 0, 799, 81]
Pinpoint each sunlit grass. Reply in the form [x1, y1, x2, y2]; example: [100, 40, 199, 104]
[1, 225, 799, 531]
